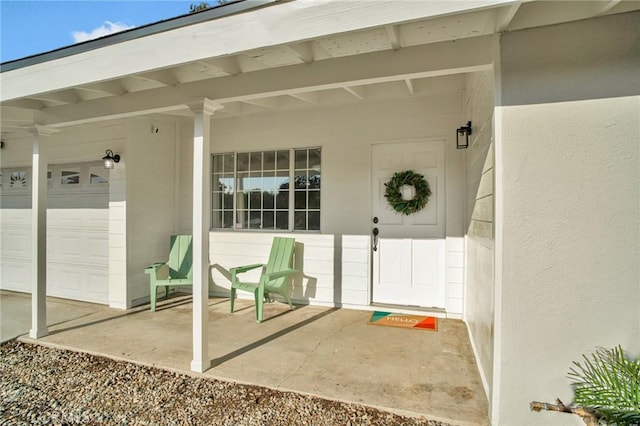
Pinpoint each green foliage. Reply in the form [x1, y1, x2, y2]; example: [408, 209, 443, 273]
[569, 346, 640, 425]
[189, 2, 210, 13]
[384, 170, 431, 216]
[189, 0, 232, 13]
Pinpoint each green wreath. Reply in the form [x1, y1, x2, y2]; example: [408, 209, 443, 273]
[384, 170, 431, 216]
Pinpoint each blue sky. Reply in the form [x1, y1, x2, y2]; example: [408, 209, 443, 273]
[1, 1, 201, 63]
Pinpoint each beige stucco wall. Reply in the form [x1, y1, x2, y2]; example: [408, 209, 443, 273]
[494, 11, 640, 425]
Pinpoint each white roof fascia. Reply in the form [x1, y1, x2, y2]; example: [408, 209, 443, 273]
[0, 0, 519, 102]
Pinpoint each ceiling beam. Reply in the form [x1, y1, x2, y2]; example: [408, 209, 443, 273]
[404, 79, 415, 95]
[495, 2, 522, 32]
[38, 36, 493, 127]
[343, 86, 366, 100]
[591, 0, 621, 16]
[286, 42, 315, 64]
[385, 25, 402, 51]
[134, 70, 181, 86]
[288, 91, 319, 105]
[240, 97, 279, 109]
[28, 90, 80, 105]
[76, 81, 127, 96]
[203, 56, 241, 75]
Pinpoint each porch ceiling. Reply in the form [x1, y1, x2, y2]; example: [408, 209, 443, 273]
[1, 0, 638, 131]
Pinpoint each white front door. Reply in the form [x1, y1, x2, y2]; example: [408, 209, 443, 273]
[371, 140, 446, 308]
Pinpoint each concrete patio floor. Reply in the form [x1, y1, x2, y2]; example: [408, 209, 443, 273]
[1, 290, 488, 425]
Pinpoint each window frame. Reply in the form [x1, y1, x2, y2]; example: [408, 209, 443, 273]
[211, 147, 321, 232]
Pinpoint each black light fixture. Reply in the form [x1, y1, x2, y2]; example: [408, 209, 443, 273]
[102, 149, 121, 169]
[456, 121, 472, 149]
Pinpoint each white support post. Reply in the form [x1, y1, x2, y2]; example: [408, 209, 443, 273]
[188, 98, 223, 373]
[29, 125, 57, 339]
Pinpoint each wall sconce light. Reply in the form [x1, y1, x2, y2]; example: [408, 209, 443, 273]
[456, 121, 472, 149]
[102, 149, 121, 169]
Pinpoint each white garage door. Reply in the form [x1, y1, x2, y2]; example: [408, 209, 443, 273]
[0, 162, 109, 304]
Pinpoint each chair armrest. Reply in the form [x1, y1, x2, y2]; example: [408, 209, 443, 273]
[145, 263, 169, 281]
[145, 262, 166, 274]
[230, 263, 264, 275]
[262, 269, 299, 281]
[230, 263, 265, 284]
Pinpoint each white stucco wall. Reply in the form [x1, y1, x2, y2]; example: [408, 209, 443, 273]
[494, 11, 640, 426]
[123, 118, 179, 307]
[178, 93, 468, 310]
[463, 70, 495, 398]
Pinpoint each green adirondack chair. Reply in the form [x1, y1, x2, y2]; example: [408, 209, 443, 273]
[230, 237, 298, 323]
[145, 235, 193, 312]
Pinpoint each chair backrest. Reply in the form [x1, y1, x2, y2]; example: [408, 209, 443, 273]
[264, 237, 295, 288]
[167, 235, 193, 279]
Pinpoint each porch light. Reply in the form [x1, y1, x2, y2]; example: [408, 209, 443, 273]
[456, 121, 472, 149]
[102, 149, 121, 169]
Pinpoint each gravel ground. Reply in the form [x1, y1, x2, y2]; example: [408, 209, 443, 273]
[1, 341, 451, 425]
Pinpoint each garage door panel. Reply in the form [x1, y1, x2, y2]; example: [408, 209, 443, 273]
[0, 260, 31, 292]
[1, 162, 109, 305]
[1, 226, 31, 258]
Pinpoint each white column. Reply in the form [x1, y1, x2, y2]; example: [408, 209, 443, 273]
[29, 125, 57, 339]
[188, 99, 223, 373]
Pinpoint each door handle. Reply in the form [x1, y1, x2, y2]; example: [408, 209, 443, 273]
[372, 227, 379, 252]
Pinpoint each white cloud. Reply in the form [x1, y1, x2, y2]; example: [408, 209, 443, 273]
[72, 21, 135, 43]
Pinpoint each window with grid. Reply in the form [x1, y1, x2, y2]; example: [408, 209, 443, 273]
[212, 148, 321, 231]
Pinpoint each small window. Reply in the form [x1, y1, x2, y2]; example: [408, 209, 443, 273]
[212, 148, 321, 231]
[89, 167, 109, 184]
[10, 171, 27, 188]
[61, 168, 80, 185]
[47, 170, 52, 187]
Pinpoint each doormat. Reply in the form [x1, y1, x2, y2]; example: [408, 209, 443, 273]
[367, 311, 438, 331]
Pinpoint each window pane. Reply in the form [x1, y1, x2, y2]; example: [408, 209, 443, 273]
[263, 151, 276, 171]
[212, 192, 224, 210]
[276, 191, 289, 209]
[294, 173, 307, 189]
[249, 191, 262, 210]
[263, 192, 275, 209]
[308, 211, 320, 230]
[308, 191, 320, 209]
[236, 210, 248, 229]
[223, 193, 234, 209]
[236, 191, 248, 210]
[275, 171, 289, 191]
[212, 210, 223, 228]
[262, 211, 274, 229]
[213, 155, 224, 172]
[90, 173, 108, 184]
[308, 170, 321, 189]
[215, 175, 234, 192]
[276, 150, 289, 170]
[309, 148, 321, 170]
[223, 211, 233, 229]
[295, 149, 307, 170]
[223, 154, 234, 172]
[237, 153, 249, 172]
[10, 171, 27, 188]
[249, 211, 261, 229]
[61, 169, 80, 185]
[236, 172, 248, 192]
[295, 191, 306, 209]
[263, 171, 276, 191]
[294, 211, 306, 230]
[47, 171, 52, 187]
[250, 152, 262, 171]
[276, 211, 289, 230]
